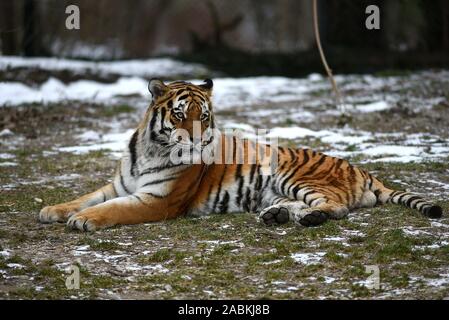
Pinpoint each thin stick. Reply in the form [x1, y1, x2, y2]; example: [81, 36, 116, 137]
[312, 0, 343, 109]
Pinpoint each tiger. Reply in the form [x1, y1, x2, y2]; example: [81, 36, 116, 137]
[39, 78, 444, 232]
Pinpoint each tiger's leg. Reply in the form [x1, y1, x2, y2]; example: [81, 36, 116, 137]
[66, 192, 180, 232]
[258, 197, 309, 225]
[280, 185, 349, 226]
[39, 183, 117, 223]
[259, 189, 349, 227]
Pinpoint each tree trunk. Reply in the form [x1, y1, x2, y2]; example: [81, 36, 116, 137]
[0, 0, 19, 55]
[23, 0, 43, 56]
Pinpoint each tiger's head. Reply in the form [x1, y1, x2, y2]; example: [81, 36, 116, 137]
[145, 79, 219, 159]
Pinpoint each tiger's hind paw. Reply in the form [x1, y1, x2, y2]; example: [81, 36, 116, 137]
[297, 210, 328, 227]
[259, 206, 290, 226]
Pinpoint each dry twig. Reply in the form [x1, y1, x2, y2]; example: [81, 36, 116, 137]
[312, 0, 344, 110]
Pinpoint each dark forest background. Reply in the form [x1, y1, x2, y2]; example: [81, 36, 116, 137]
[0, 0, 448, 76]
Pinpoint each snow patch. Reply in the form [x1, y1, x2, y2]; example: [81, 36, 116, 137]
[0, 129, 14, 137]
[354, 101, 391, 113]
[0, 77, 150, 106]
[0, 162, 17, 167]
[426, 275, 449, 287]
[0, 153, 15, 159]
[290, 252, 326, 265]
[323, 276, 336, 284]
[59, 129, 134, 158]
[7, 263, 25, 269]
[0, 249, 11, 257]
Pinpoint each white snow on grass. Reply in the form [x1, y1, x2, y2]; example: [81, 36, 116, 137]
[267, 126, 333, 140]
[402, 227, 433, 237]
[0, 162, 17, 167]
[307, 73, 324, 82]
[0, 153, 15, 159]
[353, 101, 391, 113]
[0, 76, 317, 108]
[263, 125, 449, 163]
[0, 77, 149, 106]
[431, 221, 449, 229]
[198, 240, 244, 247]
[323, 276, 337, 284]
[426, 180, 449, 190]
[361, 145, 422, 157]
[55, 122, 449, 163]
[0, 129, 14, 137]
[124, 263, 170, 274]
[77, 130, 101, 141]
[0, 249, 11, 257]
[290, 252, 326, 265]
[274, 287, 299, 293]
[323, 237, 346, 242]
[212, 77, 318, 109]
[55, 173, 82, 181]
[6, 263, 25, 269]
[0, 56, 209, 78]
[265, 126, 377, 146]
[2, 58, 441, 164]
[425, 275, 449, 287]
[73, 245, 90, 253]
[414, 241, 449, 250]
[59, 129, 134, 158]
[367, 155, 423, 163]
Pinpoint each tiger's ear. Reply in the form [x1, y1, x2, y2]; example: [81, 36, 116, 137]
[199, 79, 213, 94]
[148, 79, 169, 99]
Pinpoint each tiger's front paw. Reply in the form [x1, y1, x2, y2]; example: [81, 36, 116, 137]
[39, 204, 79, 224]
[67, 209, 112, 232]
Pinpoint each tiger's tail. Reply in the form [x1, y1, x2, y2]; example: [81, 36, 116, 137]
[369, 174, 443, 218]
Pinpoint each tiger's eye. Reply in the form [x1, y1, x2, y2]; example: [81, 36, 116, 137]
[174, 112, 184, 120]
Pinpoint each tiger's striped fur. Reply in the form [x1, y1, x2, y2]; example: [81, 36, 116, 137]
[39, 79, 443, 231]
